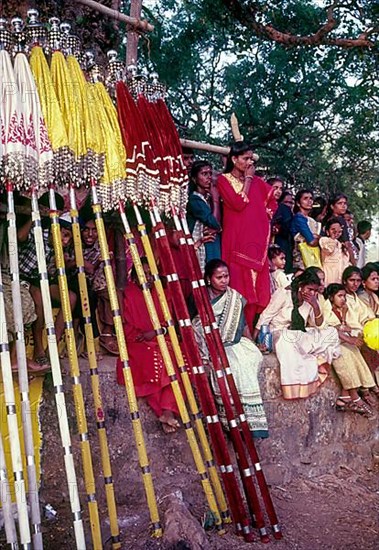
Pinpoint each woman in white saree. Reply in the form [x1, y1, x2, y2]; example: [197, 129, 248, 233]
[193, 259, 269, 438]
[255, 268, 341, 399]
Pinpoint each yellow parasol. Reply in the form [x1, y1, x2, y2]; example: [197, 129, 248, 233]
[29, 45, 74, 185]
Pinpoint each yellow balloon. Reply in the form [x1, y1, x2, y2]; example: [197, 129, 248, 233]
[363, 318, 379, 351]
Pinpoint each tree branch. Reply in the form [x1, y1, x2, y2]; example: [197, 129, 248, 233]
[221, 0, 376, 48]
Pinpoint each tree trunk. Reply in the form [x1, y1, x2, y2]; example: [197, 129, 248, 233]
[126, 0, 142, 66]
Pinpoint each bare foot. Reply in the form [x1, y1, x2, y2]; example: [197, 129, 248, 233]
[159, 410, 180, 434]
[318, 362, 330, 375]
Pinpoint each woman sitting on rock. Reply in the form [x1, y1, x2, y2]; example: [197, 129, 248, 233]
[342, 266, 378, 381]
[192, 259, 268, 438]
[325, 283, 378, 416]
[116, 259, 180, 434]
[254, 268, 340, 400]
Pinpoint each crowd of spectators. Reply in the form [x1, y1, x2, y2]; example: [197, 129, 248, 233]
[186, 142, 379, 427]
[1, 141, 377, 434]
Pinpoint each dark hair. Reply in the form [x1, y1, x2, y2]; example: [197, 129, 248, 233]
[342, 266, 361, 284]
[204, 259, 228, 282]
[182, 147, 194, 156]
[326, 192, 348, 219]
[361, 263, 378, 282]
[326, 283, 345, 300]
[278, 190, 293, 203]
[189, 160, 212, 193]
[294, 189, 313, 213]
[306, 266, 324, 279]
[38, 191, 64, 211]
[267, 177, 284, 187]
[268, 244, 285, 260]
[325, 217, 342, 232]
[357, 220, 372, 235]
[290, 268, 320, 331]
[310, 196, 327, 220]
[224, 142, 254, 173]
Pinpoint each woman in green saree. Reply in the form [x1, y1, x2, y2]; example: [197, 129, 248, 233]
[193, 259, 269, 438]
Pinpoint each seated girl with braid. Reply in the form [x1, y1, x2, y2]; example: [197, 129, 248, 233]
[254, 268, 340, 400]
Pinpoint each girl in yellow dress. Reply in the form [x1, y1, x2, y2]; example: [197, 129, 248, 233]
[325, 284, 378, 416]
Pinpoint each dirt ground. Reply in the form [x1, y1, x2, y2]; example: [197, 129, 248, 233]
[2, 357, 378, 549]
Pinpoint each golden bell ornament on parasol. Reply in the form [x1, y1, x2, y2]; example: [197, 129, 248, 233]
[363, 318, 379, 351]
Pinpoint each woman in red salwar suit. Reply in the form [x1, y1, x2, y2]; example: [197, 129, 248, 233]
[116, 261, 180, 433]
[217, 142, 276, 329]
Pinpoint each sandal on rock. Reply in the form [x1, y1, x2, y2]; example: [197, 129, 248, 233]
[350, 397, 374, 417]
[335, 397, 351, 412]
[99, 334, 119, 355]
[360, 389, 377, 409]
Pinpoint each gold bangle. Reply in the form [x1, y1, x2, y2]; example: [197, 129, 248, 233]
[315, 312, 323, 320]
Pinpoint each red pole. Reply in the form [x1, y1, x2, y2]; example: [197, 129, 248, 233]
[179, 214, 282, 540]
[150, 212, 254, 542]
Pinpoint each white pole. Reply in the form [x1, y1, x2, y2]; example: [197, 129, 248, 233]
[30, 191, 86, 549]
[7, 185, 43, 549]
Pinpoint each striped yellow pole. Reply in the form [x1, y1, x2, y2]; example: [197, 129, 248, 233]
[31, 191, 86, 549]
[49, 189, 102, 549]
[133, 204, 230, 523]
[119, 202, 224, 532]
[90, 184, 162, 537]
[69, 186, 120, 548]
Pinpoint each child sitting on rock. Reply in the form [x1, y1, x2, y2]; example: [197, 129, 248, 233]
[81, 216, 118, 355]
[325, 283, 379, 417]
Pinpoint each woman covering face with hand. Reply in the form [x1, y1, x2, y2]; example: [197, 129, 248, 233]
[217, 142, 277, 329]
[254, 268, 340, 399]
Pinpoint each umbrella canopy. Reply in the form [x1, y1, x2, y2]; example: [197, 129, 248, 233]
[66, 54, 104, 186]
[13, 51, 54, 190]
[50, 50, 87, 186]
[0, 50, 25, 189]
[90, 81, 127, 210]
[116, 81, 160, 205]
[29, 45, 74, 186]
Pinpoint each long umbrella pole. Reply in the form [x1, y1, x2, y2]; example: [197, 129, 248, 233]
[0, 271, 31, 548]
[69, 186, 120, 549]
[149, 208, 253, 542]
[30, 191, 86, 549]
[48, 189, 102, 549]
[90, 183, 162, 537]
[7, 183, 43, 549]
[118, 202, 224, 533]
[133, 204, 230, 523]
[0, 426, 18, 548]
[170, 212, 270, 541]
[179, 215, 282, 539]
